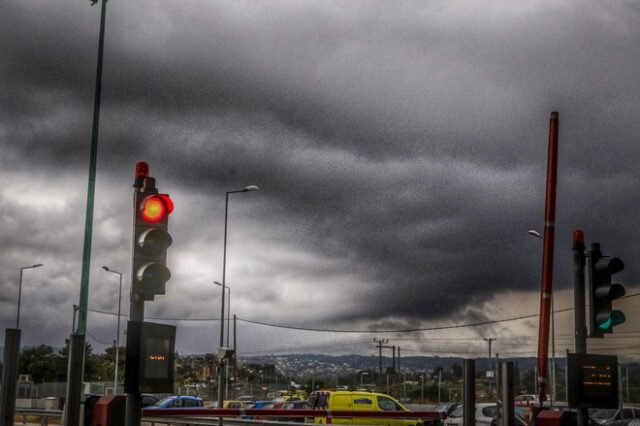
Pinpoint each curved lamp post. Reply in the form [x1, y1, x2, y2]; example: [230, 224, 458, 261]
[217, 185, 258, 420]
[17, 264, 43, 329]
[102, 266, 123, 393]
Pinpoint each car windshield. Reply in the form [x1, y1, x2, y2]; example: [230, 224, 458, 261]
[592, 409, 618, 419]
[155, 396, 176, 406]
[482, 405, 499, 418]
[450, 406, 464, 418]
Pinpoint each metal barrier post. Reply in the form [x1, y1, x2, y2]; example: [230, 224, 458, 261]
[463, 359, 475, 426]
[500, 362, 514, 426]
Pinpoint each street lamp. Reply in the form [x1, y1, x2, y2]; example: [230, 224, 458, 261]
[218, 185, 259, 419]
[102, 266, 123, 393]
[213, 281, 231, 347]
[17, 264, 43, 329]
[528, 229, 556, 406]
[360, 371, 368, 386]
[214, 280, 232, 400]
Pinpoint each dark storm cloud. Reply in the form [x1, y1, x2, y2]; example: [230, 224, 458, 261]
[2, 0, 640, 353]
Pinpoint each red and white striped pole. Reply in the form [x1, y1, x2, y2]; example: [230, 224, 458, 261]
[536, 111, 559, 406]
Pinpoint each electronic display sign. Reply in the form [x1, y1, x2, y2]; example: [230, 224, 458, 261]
[125, 321, 176, 393]
[567, 353, 618, 408]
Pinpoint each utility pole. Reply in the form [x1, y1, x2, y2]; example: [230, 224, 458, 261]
[484, 338, 495, 397]
[373, 339, 388, 383]
[392, 346, 396, 373]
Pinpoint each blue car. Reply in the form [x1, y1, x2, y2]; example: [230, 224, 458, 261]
[146, 395, 204, 409]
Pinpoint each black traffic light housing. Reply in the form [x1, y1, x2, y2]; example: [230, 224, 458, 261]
[588, 243, 625, 338]
[132, 163, 173, 301]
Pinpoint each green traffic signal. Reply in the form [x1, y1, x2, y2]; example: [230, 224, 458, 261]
[588, 243, 625, 338]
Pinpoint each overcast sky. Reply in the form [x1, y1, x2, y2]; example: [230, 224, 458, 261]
[2, 0, 640, 361]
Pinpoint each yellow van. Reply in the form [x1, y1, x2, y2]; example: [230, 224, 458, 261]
[306, 390, 422, 426]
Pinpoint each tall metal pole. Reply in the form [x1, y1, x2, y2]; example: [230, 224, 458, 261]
[536, 111, 559, 406]
[374, 338, 387, 384]
[16, 264, 43, 330]
[550, 292, 556, 408]
[234, 314, 238, 384]
[500, 362, 515, 426]
[217, 186, 258, 425]
[125, 163, 149, 426]
[218, 191, 229, 426]
[115, 271, 122, 392]
[16, 268, 24, 329]
[573, 230, 587, 354]
[103, 266, 123, 393]
[484, 338, 494, 398]
[463, 360, 476, 426]
[573, 229, 588, 426]
[226, 288, 231, 347]
[65, 1, 108, 424]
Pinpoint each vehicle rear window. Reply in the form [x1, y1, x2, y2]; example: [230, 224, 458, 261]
[593, 409, 617, 419]
[482, 406, 498, 418]
[450, 406, 463, 418]
[184, 399, 200, 407]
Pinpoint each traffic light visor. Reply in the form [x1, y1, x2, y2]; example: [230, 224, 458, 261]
[140, 195, 173, 223]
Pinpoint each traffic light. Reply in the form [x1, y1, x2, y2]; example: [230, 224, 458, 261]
[588, 243, 625, 337]
[132, 163, 174, 300]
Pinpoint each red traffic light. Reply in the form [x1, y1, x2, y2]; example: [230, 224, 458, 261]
[140, 194, 174, 223]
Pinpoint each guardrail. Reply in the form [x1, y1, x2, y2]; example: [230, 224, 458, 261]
[14, 408, 63, 425]
[142, 408, 446, 423]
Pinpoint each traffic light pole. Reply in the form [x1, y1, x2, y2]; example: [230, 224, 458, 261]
[125, 168, 147, 426]
[573, 230, 587, 354]
[572, 230, 588, 426]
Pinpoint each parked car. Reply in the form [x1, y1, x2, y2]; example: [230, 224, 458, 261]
[443, 403, 499, 426]
[141, 394, 159, 407]
[591, 408, 640, 426]
[273, 395, 303, 409]
[424, 403, 459, 426]
[279, 399, 308, 422]
[146, 395, 204, 409]
[306, 390, 422, 426]
[253, 399, 276, 420]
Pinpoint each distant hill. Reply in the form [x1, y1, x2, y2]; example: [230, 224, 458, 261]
[242, 353, 539, 377]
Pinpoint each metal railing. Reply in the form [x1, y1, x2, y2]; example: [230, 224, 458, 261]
[141, 408, 445, 426]
[14, 408, 63, 425]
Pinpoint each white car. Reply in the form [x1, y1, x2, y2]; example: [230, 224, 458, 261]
[443, 403, 499, 426]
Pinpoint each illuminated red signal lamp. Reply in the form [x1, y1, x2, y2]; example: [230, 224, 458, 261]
[140, 194, 174, 223]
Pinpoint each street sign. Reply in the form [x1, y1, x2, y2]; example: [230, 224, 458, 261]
[125, 321, 176, 394]
[567, 353, 618, 409]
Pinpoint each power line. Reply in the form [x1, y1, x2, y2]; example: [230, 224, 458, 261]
[86, 289, 640, 334]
